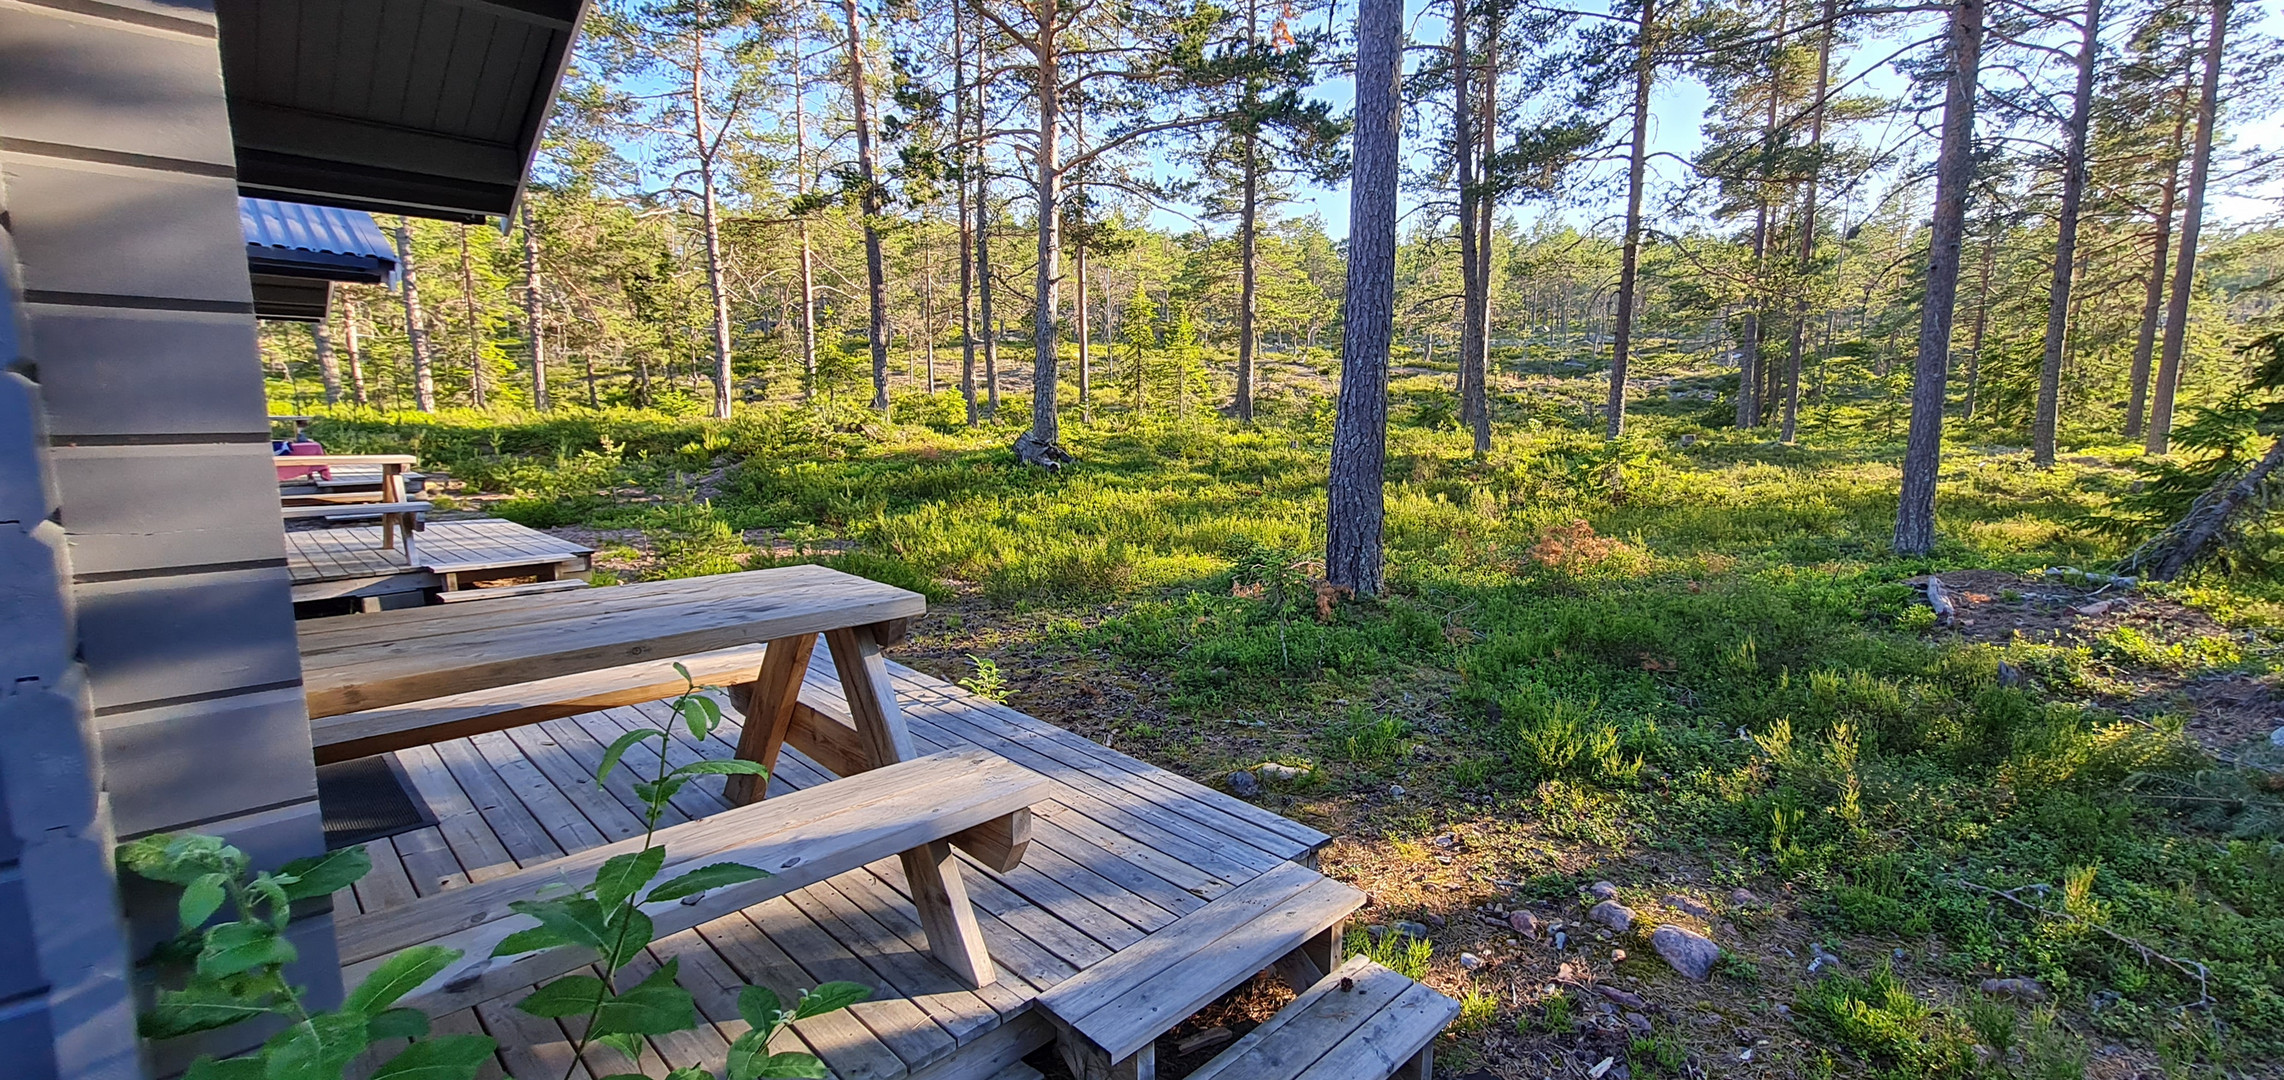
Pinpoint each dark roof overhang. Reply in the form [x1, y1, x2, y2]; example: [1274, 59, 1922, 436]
[242, 198, 398, 321]
[215, 0, 589, 224]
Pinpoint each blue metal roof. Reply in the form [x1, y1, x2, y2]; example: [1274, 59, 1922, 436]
[240, 198, 398, 284]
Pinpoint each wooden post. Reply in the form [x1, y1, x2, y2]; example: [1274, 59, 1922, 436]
[726, 634, 818, 804]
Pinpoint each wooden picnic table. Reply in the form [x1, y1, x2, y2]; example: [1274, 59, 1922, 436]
[296, 563, 928, 803]
[278, 454, 425, 559]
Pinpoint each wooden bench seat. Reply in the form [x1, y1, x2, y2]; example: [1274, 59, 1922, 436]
[1184, 956, 1457, 1080]
[430, 578, 591, 602]
[280, 500, 430, 520]
[1036, 860, 1366, 1080]
[335, 747, 1050, 1017]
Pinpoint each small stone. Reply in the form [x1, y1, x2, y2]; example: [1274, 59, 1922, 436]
[1611, 948, 1627, 963]
[1597, 985, 1648, 1009]
[1663, 894, 1713, 919]
[2271, 726, 2284, 747]
[1424, 913, 1446, 928]
[1808, 943, 1842, 974]
[1651, 924, 1721, 981]
[1997, 661, 2025, 688]
[1508, 910, 1540, 935]
[1554, 930, 1568, 950]
[1678, 434, 1698, 447]
[1587, 900, 1635, 933]
[1393, 920, 1431, 940]
[1981, 977, 2047, 1002]
[1730, 887, 1760, 907]
[1588, 881, 1620, 901]
[1460, 952, 1484, 971]
[1624, 1011, 1653, 1034]
[1431, 832, 1457, 848]
[1434, 855, 1453, 865]
[1365, 923, 1389, 939]
[1257, 762, 1308, 782]
[1226, 770, 1261, 798]
[1388, 784, 1407, 797]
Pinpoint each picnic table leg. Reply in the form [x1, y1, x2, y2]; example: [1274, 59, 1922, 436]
[824, 623, 996, 987]
[380, 464, 405, 552]
[725, 633, 818, 805]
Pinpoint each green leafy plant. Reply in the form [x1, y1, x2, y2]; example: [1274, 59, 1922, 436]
[959, 655, 1009, 702]
[121, 665, 870, 1080]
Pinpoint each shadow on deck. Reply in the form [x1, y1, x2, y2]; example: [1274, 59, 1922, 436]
[334, 652, 1329, 1080]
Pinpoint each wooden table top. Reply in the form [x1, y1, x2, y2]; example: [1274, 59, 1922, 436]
[275, 454, 419, 467]
[296, 564, 927, 719]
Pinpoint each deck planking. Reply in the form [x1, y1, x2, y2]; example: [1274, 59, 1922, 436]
[287, 517, 594, 598]
[337, 651, 1327, 1080]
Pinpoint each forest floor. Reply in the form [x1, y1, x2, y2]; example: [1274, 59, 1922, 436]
[302, 351, 2284, 1080]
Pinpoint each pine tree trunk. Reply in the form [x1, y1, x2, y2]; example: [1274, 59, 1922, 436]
[1453, 0, 1483, 439]
[1077, 241, 1091, 419]
[460, 225, 486, 409]
[1894, 0, 1984, 556]
[313, 297, 343, 404]
[840, 0, 891, 417]
[691, 35, 736, 420]
[1026, 0, 1065, 449]
[795, 14, 820, 399]
[2122, 432, 2284, 579]
[394, 219, 437, 412]
[2032, 0, 2102, 466]
[977, 91, 1000, 419]
[1470, 8, 1497, 456]
[2126, 96, 2187, 438]
[342, 296, 368, 407]
[1604, 0, 1654, 440]
[521, 204, 548, 410]
[1326, 0, 1403, 595]
[1964, 225, 1997, 418]
[1780, 0, 1835, 443]
[2147, 1, 2226, 455]
[1235, 0, 1260, 423]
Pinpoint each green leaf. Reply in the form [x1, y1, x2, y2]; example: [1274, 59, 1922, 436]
[179, 873, 228, 930]
[755, 1052, 831, 1079]
[592, 959, 695, 1037]
[669, 759, 770, 778]
[515, 974, 611, 1019]
[735, 985, 784, 1032]
[142, 980, 274, 1039]
[673, 661, 694, 684]
[601, 906, 654, 969]
[248, 873, 292, 929]
[665, 1069, 715, 1080]
[260, 1009, 369, 1080]
[365, 1006, 431, 1041]
[490, 924, 568, 958]
[594, 847, 668, 910]
[647, 862, 771, 904]
[632, 775, 691, 807]
[183, 1056, 265, 1080]
[344, 945, 460, 1014]
[594, 1032, 645, 1065]
[196, 921, 296, 979]
[368, 1034, 498, 1080]
[726, 1030, 770, 1080]
[675, 695, 724, 740]
[504, 896, 617, 959]
[794, 982, 872, 1020]
[276, 847, 372, 902]
[598, 728, 667, 783]
[119, 834, 246, 886]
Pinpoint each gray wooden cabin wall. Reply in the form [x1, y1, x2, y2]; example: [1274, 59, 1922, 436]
[2, 0, 341, 1074]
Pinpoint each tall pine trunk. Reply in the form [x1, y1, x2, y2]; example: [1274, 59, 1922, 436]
[459, 225, 486, 408]
[977, 75, 1000, 419]
[1026, 0, 1066, 448]
[1604, 0, 1655, 439]
[1780, 0, 1836, 443]
[1453, 0, 1484, 441]
[2126, 99, 2187, 438]
[1327, 0, 1402, 595]
[313, 295, 343, 404]
[394, 218, 436, 412]
[690, 34, 736, 419]
[2147, 0, 2227, 455]
[795, 15, 820, 400]
[521, 205, 548, 410]
[1470, 8, 1497, 456]
[1894, 0, 1984, 555]
[1235, 0, 1261, 423]
[845, 0, 892, 416]
[1964, 224, 1997, 418]
[955, 0, 979, 426]
[341, 296, 368, 407]
[2032, 0, 2102, 466]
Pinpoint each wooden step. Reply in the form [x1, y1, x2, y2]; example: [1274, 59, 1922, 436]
[1037, 860, 1365, 1077]
[1186, 956, 1458, 1080]
[432, 578, 591, 602]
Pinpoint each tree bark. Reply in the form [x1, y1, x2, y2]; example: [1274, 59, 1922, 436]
[1027, 0, 1066, 448]
[1780, 0, 1836, 443]
[1326, 0, 1402, 595]
[690, 31, 736, 419]
[1964, 223, 1997, 418]
[843, 0, 892, 417]
[1453, 0, 1484, 440]
[796, 14, 821, 400]
[2147, 0, 2227, 455]
[1077, 240, 1092, 419]
[459, 225, 486, 408]
[2122, 432, 2284, 579]
[1605, 0, 1655, 440]
[341, 295, 368, 407]
[955, 2, 980, 425]
[2032, 0, 2102, 466]
[521, 204, 548, 410]
[394, 219, 437, 412]
[977, 86, 1000, 419]
[1235, 0, 1261, 423]
[313, 295, 343, 404]
[2126, 92, 2188, 438]
[1470, 5, 1497, 456]
[1894, 0, 1984, 556]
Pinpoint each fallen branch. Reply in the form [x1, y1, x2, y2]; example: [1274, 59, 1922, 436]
[1955, 878, 2214, 1013]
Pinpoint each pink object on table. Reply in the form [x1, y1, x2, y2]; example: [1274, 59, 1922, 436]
[277, 440, 332, 481]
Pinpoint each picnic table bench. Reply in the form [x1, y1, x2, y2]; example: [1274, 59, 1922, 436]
[278, 453, 427, 561]
[301, 565, 1030, 991]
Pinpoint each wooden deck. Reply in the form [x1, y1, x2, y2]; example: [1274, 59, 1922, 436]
[287, 517, 594, 604]
[332, 649, 1328, 1080]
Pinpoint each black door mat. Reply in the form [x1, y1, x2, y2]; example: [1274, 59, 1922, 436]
[317, 754, 437, 851]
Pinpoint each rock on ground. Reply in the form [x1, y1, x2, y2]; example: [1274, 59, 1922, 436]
[1588, 881, 1620, 901]
[1507, 910, 1540, 936]
[1226, 770, 1261, 798]
[1651, 924, 1720, 980]
[1981, 977, 2046, 1001]
[1587, 900, 1635, 933]
[1663, 894, 1713, 919]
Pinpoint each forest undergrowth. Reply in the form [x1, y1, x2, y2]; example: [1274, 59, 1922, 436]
[293, 349, 2284, 1080]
